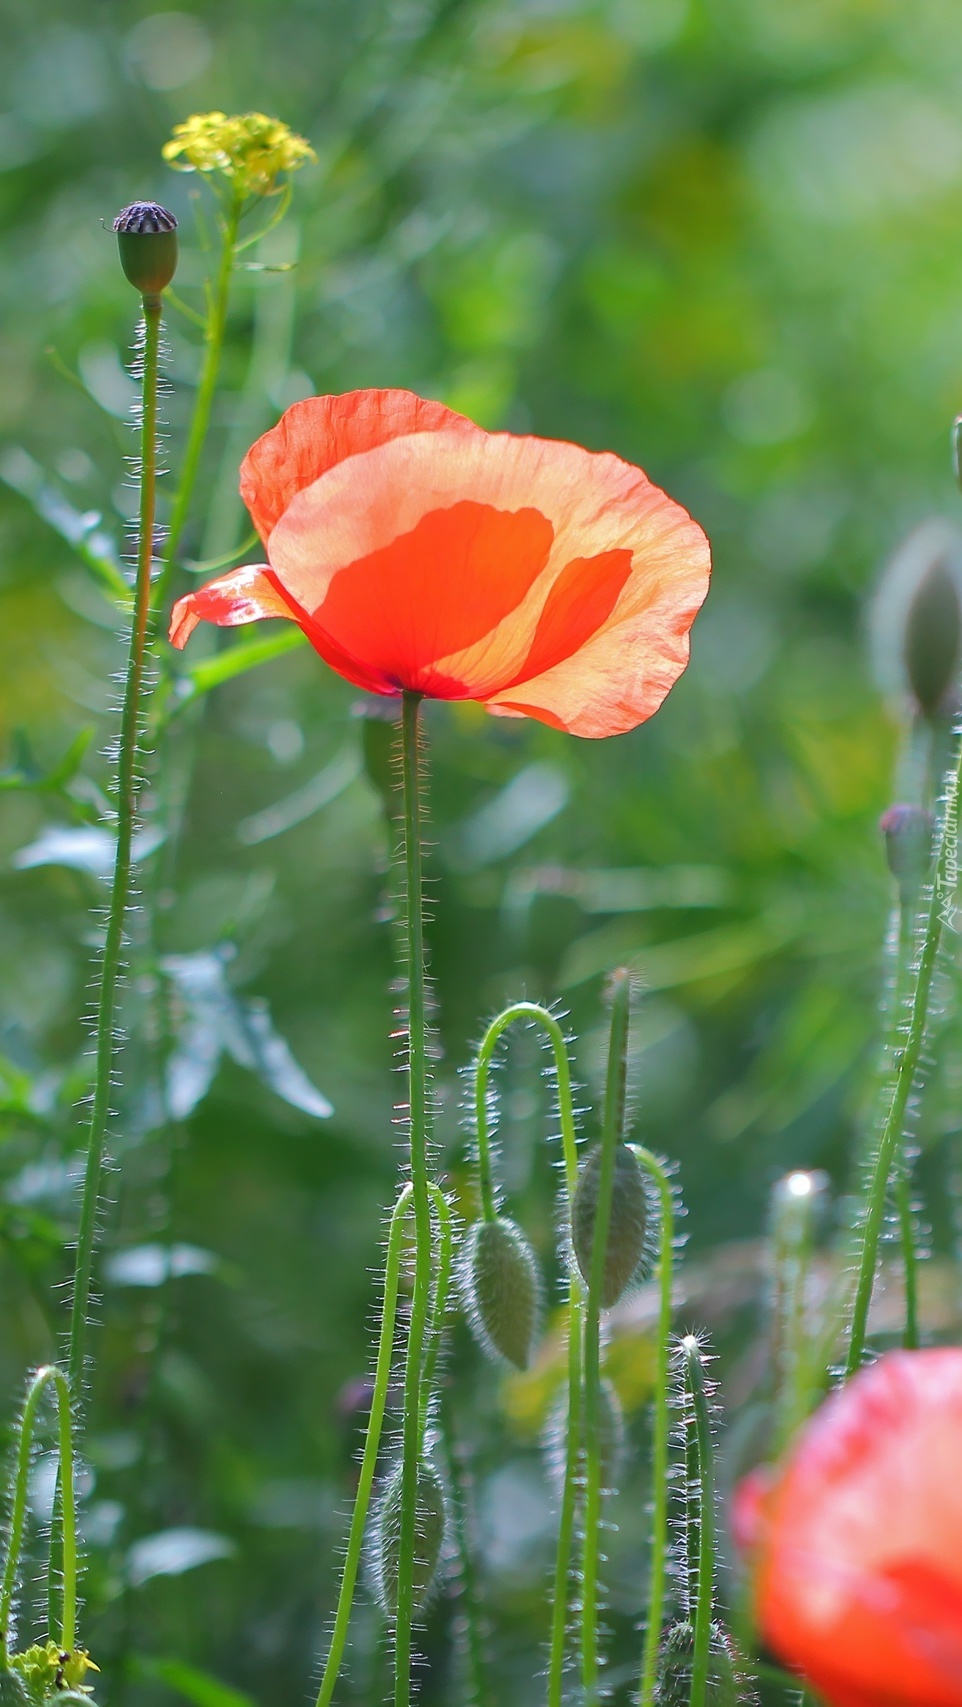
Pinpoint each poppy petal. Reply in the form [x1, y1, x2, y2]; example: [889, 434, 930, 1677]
[168, 564, 295, 648]
[240, 388, 477, 543]
[264, 426, 709, 730]
[751, 1350, 962, 1707]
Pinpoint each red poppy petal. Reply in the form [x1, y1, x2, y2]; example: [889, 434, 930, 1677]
[168, 564, 294, 648]
[313, 500, 554, 696]
[239, 389, 477, 543]
[264, 426, 709, 729]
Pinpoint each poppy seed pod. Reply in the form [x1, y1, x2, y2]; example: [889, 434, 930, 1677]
[113, 201, 178, 296]
[459, 1215, 540, 1370]
[904, 556, 962, 717]
[655, 1621, 743, 1706]
[372, 1459, 447, 1616]
[879, 802, 933, 894]
[571, 1141, 650, 1307]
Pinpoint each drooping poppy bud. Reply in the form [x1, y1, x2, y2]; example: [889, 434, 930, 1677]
[459, 1215, 540, 1370]
[113, 202, 178, 296]
[372, 1458, 447, 1615]
[543, 1375, 625, 1496]
[904, 556, 962, 717]
[571, 1142, 650, 1307]
[879, 803, 934, 897]
[655, 1621, 745, 1706]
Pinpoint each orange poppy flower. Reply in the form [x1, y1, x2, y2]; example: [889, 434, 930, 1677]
[168, 389, 710, 738]
[735, 1349, 962, 1707]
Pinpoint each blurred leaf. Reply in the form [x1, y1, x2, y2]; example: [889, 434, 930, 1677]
[446, 762, 570, 869]
[169, 627, 308, 715]
[12, 823, 165, 875]
[0, 727, 93, 795]
[236, 746, 360, 844]
[103, 1243, 219, 1288]
[162, 948, 333, 1120]
[0, 447, 129, 603]
[127, 1528, 236, 1587]
[135, 1658, 256, 1707]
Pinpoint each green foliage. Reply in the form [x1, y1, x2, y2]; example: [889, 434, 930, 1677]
[1, 0, 961, 1703]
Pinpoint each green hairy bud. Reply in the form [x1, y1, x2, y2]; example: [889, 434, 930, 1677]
[372, 1459, 447, 1615]
[904, 555, 962, 718]
[571, 1142, 650, 1307]
[656, 1621, 745, 1706]
[544, 1374, 624, 1495]
[0, 1673, 30, 1707]
[113, 201, 178, 296]
[459, 1215, 541, 1369]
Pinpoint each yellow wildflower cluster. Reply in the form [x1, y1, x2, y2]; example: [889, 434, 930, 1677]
[163, 111, 316, 196]
[11, 1641, 99, 1703]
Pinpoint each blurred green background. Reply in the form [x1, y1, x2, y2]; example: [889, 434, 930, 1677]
[1, 0, 962, 1702]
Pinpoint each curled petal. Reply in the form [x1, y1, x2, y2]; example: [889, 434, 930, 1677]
[168, 564, 293, 648]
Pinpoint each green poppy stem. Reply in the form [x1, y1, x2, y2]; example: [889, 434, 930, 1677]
[68, 292, 163, 1394]
[155, 190, 242, 606]
[630, 1147, 675, 1707]
[580, 969, 631, 1705]
[0, 1366, 77, 1659]
[846, 726, 961, 1376]
[471, 1002, 581, 1707]
[316, 1185, 413, 1707]
[680, 1336, 715, 1707]
[394, 690, 433, 1707]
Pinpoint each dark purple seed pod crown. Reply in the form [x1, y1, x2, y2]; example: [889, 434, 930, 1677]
[113, 201, 178, 294]
[113, 201, 178, 235]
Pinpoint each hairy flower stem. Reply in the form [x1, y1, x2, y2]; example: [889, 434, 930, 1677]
[68, 294, 163, 1394]
[316, 1185, 413, 1707]
[394, 690, 433, 1707]
[155, 191, 242, 606]
[680, 1338, 715, 1707]
[846, 725, 962, 1377]
[0, 1366, 77, 1659]
[630, 1148, 675, 1707]
[580, 969, 631, 1705]
[472, 1003, 581, 1707]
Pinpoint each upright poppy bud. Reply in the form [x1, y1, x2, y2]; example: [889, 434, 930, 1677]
[113, 202, 178, 297]
[655, 1621, 746, 1706]
[879, 802, 933, 901]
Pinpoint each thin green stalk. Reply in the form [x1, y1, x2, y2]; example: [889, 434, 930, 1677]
[394, 691, 433, 1707]
[437, 1409, 490, 1707]
[316, 1184, 413, 1707]
[893, 899, 919, 1350]
[471, 1002, 581, 1707]
[155, 191, 242, 607]
[630, 1148, 675, 1707]
[680, 1337, 715, 1707]
[581, 969, 631, 1706]
[846, 728, 962, 1376]
[68, 293, 163, 1393]
[0, 1366, 77, 1659]
[420, 1183, 454, 1442]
